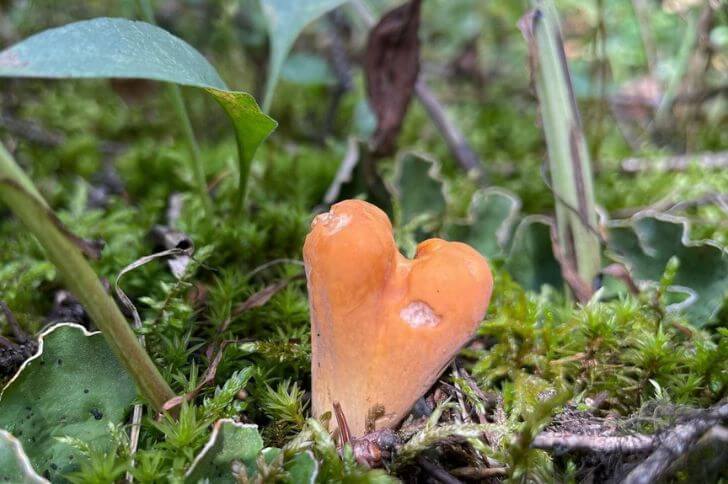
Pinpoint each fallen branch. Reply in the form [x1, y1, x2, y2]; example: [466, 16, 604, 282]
[622, 403, 728, 484]
[417, 456, 463, 484]
[415, 79, 483, 175]
[532, 431, 654, 454]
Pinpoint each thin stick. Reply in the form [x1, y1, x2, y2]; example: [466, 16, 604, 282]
[621, 151, 728, 173]
[417, 456, 464, 484]
[532, 431, 655, 454]
[415, 80, 483, 175]
[137, 0, 213, 216]
[623, 403, 728, 484]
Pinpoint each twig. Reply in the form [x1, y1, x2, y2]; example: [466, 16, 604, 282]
[127, 405, 144, 484]
[621, 151, 728, 173]
[0, 300, 28, 343]
[350, 0, 483, 176]
[622, 403, 728, 484]
[450, 364, 471, 424]
[450, 466, 507, 479]
[415, 80, 483, 176]
[611, 192, 727, 219]
[323, 137, 360, 205]
[662, 425, 728, 481]
[417, 456, 464, 484]
[532, 431, 654, 454]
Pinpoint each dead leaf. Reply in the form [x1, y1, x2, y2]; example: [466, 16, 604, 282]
[364, 0, 422, 156]
[163, 341, 233, 412]
[233, 276, 302, 315]
[149, 225, 195, 279]
[216, 274, 304, 335]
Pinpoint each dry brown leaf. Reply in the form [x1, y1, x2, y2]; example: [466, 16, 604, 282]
[364, 0, 422, 155]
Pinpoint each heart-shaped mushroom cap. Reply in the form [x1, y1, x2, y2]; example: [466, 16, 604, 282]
[304, 199, 493, 436]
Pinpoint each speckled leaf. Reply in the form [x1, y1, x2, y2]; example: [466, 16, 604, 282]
[0, 430, 48, 484]
[393, 152, 446, 228]
[505, 215, 562, 292]
[607, 213, 728, 327]
[0, 17, 276, 201]
[185, 419, 263, 483]
[444, 187, 521, 260]
[259, 0, 349, 110]
[0, 324, 136, 481]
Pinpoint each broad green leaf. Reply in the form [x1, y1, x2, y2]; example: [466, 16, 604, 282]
[0, 430, 48, 484]
[258, 448, 318, 483]
[260, 0, 349, 110]
[286, 450, 319, 483]
[393, 152, 447, 228]
[0, 324, 136, 481]
[185, 420, 263, 483]
[505, 215, 562, 292]
[444, 187, 521, 260]
[607, 214, 728, 327]
[0, 17, 277, 204]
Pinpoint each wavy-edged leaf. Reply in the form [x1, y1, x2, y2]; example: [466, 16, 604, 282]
[260, 0, 349, 110]
[444, 187, 521, 260]
[607, 213, 728, 327]
[0, 323, 136, 481]
[0, 430, 48, 484]
[0, 17, 277, 204]
[505, 215, 562, 292]
[185, 419, 263, 483]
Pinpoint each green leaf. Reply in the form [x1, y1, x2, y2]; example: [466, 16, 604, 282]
[0, 430, 48, 484]
[444, 187, 521, 260]
[260, 0, 349, 111]
[505, 215, 562, 292]
[393, 152, 447, 228]
[185, 419, 263, 483]
[0, 324, 136, 481]
[0, 17, 277, 205]
[286, 450, 318, 483]
[607, 214, 728, 327]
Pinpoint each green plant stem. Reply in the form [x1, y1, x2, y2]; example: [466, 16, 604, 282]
[0, 143, 175, 412]
[137, 0, 213, 216]
[528, 0, 601, 290]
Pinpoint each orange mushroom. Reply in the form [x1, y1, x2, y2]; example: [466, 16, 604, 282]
[304, 199, 493, 436]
